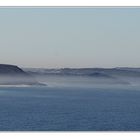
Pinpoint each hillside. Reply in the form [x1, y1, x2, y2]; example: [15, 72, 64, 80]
[24, 67, 140, 85]
[0, 64, 43, 85]
[24, 67, 140, 77]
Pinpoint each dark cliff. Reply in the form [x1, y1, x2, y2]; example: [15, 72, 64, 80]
[0, 64, 42, 85]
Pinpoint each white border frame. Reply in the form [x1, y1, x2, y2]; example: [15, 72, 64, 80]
[0, 0, 139, 6]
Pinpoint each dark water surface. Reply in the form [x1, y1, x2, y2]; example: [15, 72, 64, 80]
[0, 84, 140, 131]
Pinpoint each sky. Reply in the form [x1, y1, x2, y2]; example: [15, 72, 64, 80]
[0, 7, 140, 68]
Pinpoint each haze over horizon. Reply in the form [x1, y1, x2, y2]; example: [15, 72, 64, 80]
[0, 8, 140, 68]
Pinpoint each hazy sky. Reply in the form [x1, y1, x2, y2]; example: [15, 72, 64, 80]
[0, 7, 140, 68]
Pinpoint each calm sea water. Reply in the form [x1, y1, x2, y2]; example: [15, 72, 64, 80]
[0, 76, 140, 131]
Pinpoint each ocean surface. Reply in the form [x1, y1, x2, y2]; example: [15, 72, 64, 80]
[0, 76, 140, 131]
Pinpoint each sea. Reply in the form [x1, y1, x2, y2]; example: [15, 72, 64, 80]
[0, 75, 140, 131]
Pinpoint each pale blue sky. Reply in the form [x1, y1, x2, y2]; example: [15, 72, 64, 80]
[0, 8, 140, 68]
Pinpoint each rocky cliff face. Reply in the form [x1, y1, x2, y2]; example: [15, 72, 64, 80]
[0, 64, 42, 85]
[0, 64, 27, 75]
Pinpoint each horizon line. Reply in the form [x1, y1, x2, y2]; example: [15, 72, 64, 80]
[1, 63, 140, 69]
[22, 66, 140, 69]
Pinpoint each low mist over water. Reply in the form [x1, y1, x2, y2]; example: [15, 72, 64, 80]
[24, 67, 140, 87]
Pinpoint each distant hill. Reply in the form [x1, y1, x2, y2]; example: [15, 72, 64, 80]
[0, 64, 28, 76]
[0, 64, 44, 85]
[24, 67, 140, 77]
[24, 67, 140, 85]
